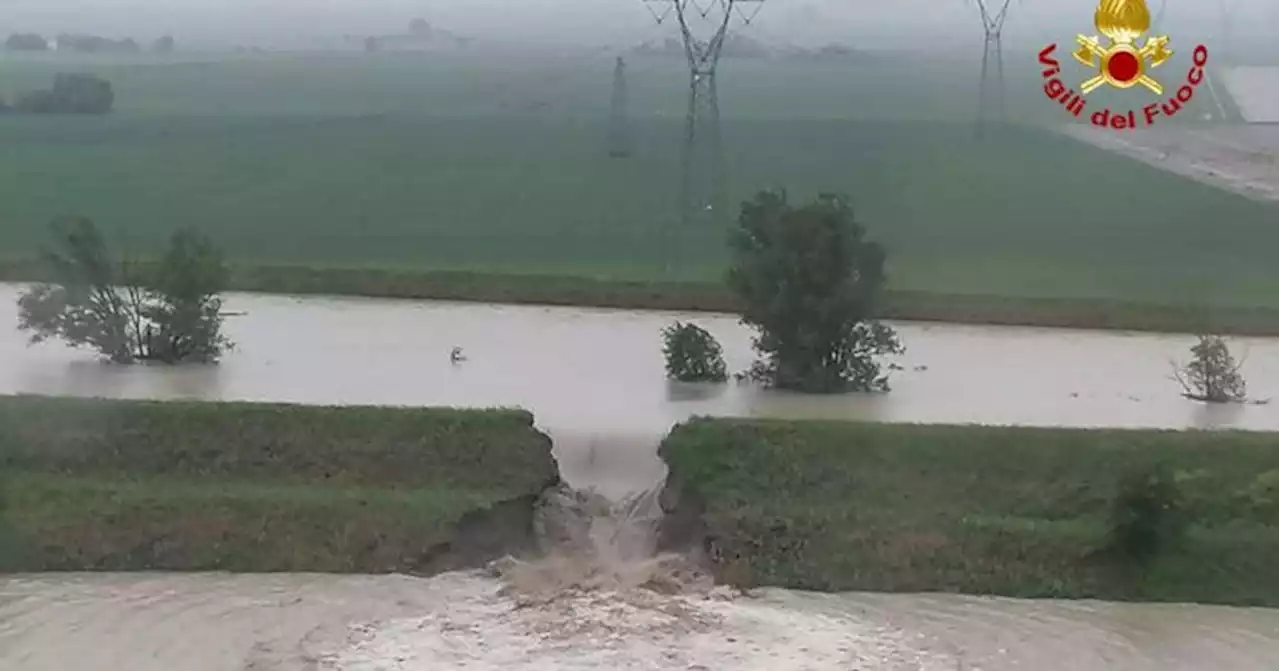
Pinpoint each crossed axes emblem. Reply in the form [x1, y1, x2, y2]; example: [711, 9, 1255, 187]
[1072, 33, 1173, 95]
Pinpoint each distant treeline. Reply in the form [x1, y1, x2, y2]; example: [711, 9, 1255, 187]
[630, 36, 875, 63]
[4, 32, 174, 54]
[0, 73, 114, 115]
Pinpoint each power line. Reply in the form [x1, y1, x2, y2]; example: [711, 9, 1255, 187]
[969, 0, 1018, 138]
[609, 56, 632, 158]
[642, 0, 765, 274]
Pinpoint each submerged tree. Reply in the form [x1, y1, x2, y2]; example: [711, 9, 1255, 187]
[17, 217, 231, 364]
[1172, 334, 1247, 403]
[727, 190, 903, 393]
[137, 226, 232, 363]
[662, 321, 728, 383]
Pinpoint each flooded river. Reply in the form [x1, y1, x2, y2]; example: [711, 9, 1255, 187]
[2, 286, 1276, 495]
[1, 285, 1277, 669]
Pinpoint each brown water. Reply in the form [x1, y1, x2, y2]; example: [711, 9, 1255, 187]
[2, 286, 1275, 496]
[2, 285, 1276, 669]
[0, 573, 1274, 670]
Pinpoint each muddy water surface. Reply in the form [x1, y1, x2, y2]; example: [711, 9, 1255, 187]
[2, 286, 1276, 496]
[0, 573, 1274, 671]
[2, 285, 1277, 670]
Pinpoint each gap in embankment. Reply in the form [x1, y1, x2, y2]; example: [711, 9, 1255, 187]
[483, 423, 717, 602]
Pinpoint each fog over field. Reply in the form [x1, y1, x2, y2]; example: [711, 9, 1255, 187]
[3, 0, 1277, 53]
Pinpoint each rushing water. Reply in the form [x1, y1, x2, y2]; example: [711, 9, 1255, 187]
[1, 284, 1277, 669]
[0, 572, 1275, 671]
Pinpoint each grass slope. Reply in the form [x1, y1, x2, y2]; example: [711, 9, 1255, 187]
[0, 395, 558, 572]
[661, 418, 1279, 606]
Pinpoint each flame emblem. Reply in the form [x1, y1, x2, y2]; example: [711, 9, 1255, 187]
[1072, 0, 1173, 95]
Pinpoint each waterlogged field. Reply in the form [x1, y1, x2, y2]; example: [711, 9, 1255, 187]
[0, 51, 1273, 326]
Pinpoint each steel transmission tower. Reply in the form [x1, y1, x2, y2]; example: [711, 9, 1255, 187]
[1216, 0, 1235, 65]
[609, 56, 632, 158]
[970, 0, 1016, 138]
[643, 0, 765, 271]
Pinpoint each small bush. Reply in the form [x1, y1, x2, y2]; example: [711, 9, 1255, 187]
[662, 321, 728, 383]
[1241, 470, 1278, 525]
[1106, 466, 1189, 566]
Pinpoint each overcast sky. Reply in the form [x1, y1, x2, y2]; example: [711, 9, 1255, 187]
[2, 0, 1275, 49]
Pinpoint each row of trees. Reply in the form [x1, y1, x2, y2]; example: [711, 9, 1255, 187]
[4, 33, 174, 54]
[13, 193, 1253, 404]
[19, 192, 904, 390]
[663, 190, 1251, 402]
[0, 73, 114, 115]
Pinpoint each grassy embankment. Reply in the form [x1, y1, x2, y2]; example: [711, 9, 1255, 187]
[0, 55, 1274, 334]
[661, 419, 1279, 607]
[0, 395, 558, 572]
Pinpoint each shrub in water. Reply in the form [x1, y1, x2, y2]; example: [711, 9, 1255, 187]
[727, 190, 904, 393]
[16, 217, 232, 364]
[1106, 465, 1189, 566]
[1173, 334, 1247, 403]
[662, 321, 728, 383]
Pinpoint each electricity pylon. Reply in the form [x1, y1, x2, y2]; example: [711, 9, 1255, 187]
[643, 0, 765, 273]
[971, 0, 1016, 138]
[1216, 0, 1235, 65]
[609, 56, 632, 158]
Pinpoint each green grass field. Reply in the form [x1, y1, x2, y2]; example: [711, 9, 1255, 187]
[660, 418, 1278, 606]
[0, 395, 558, 572]
[1, 52, 1274, 330]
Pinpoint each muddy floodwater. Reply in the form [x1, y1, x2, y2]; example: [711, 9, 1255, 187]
[0, 572, 1275, 671]
[3, 286, 1277, 496]
[2, 285, 1277, 670]
[5, 286, 1276, 434]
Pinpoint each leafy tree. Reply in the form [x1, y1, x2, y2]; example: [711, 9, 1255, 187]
[662, 321, 728, 383]
[52, 73, 114, 113]
[727, 190, 903, 393]
[14, 73, 114, 114]
[138, 227, 232, 363]
[17, 217, 231, 364]
[409, 18, 432, 36]
[1173, 335, 1247, 403]
[18, 218, 134, 362]
[152, 35, 175, 54]
[5, 33, 48, 51]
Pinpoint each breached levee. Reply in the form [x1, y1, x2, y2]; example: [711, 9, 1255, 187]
[312, 410, 960, 670]
[316, 482, 957, 671]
